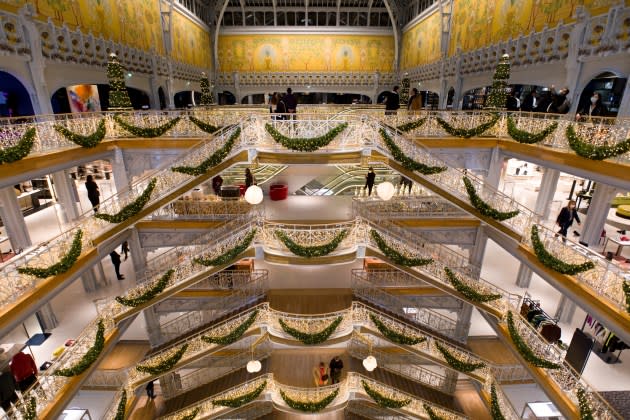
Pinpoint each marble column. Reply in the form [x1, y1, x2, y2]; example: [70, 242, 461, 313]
[36, 302, 58, 330]
[81, 264, 109, 293]
[51, 170, 80, 222]
[0, 186, 32, 252]
[555, 295, 577, 324]
[485, 147, 504, 191]
[143, 306, 163, 346]
[127, 228, 147, 276]
[515, 264, 533, 288]
[111, 147, 130, 195]
[469, 226, 488, 278]
[534, 167, 561, 221]
[580, 183, 617, 248]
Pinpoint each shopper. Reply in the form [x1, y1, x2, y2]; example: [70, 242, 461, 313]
[245, 168, 256, 189]
[408, 88, 422, 112]
[85, 174, 100, 213]
[506, 90, 520, 111]
[110, 250, 124, 280]
[283, 88, 297, 119]
[10, 351, 37, 392]
[399, 176, 412, 194]
[521, 90, 538, 112]
[313, 362, 329, 387]
[555, 200, 581, 241]
[384, 86, 400, 115]
[121, 241, 129, 261]
[576, 92, 606, 120]
[146, 380, 155, 399]
[212, 174, 224, 195]
[547, 86, 571, 114]
[329, 356, 344, 384]
[0, 372, 17, 411]
[364, 167, 376, 196]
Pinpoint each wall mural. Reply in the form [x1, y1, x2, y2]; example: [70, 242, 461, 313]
[448, 0, 625, 54]
[400, 11, 441, 69]
[171, 11, 212, 69]
[217, 34, 395, 72]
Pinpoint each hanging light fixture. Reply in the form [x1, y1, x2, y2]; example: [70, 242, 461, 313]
[376, 181, 395, 201]
[362, 355, 377, 372]
[246, 359, 262, 373]
[244, 185, 263, 205]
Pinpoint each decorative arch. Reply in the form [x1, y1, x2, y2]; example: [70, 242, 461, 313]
[0, 70, 35, 117]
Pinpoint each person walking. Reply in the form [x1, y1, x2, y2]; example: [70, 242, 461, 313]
[85, 175, 100, 213]
[364, 167, 376, 196]
[146, 380, 155, 399]
[245, 168, 256, 189]
[329, 356, 344, 384]
[555, 200, 581, 242]
[110, 250, 124, 280]
[384, 86, 400, 115]
[121, 241, 129, 261]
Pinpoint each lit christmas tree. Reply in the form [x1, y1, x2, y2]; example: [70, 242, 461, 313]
[400, 78, 410, 106]
[107, 53, 132, 110]
[199, 72, 214, 106]
[485, 54, 511, 109]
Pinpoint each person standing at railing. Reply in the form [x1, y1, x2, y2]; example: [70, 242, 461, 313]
[85, 175, 100, 213]
[245, 168, 256, 189]
[364, 167, 376, 196]
[546, 86, 571, 114]
[521, 90, 538, 112]
[384, 86, 400, 115]
[283, 88, 297, 120]
[146, 380, 155, 399]
[555, 200, 581, 242]
[270, 93, 287, 120]
[408, 88, 422, 112]
[313, 362, 330, 386]
[576, 92, 606, 121]
[329, 356, 343, 384]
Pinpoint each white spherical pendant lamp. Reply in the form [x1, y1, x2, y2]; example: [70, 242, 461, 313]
[244, 185, 263, 205]
[362, 355, 378, 372]
[247, 359, 262, 373]
[376, 182, 395, 201]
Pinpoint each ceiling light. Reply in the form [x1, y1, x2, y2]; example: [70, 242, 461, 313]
[244, 185, 263, 205]
[363, 355, 377, 372]
[246, 359, 262, 373]
[377, 182, 395, 201]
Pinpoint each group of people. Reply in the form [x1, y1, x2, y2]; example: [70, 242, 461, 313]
[314, 356, 344, 386]
[363, 167, 413, 196]
[1, 351, 39, 412]
[211, 168, 256, 197]
[508, 86, 607, 120]
[269, 88, 298, 120]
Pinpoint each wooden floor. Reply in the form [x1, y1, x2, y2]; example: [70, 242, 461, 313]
[268, 289, 353, 314]
[455, 383, 492, 420]
[467, 337, 519, 364]
[97, 341, 150, 369]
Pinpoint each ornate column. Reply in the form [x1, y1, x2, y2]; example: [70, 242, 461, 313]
[515, 264, 533, 288]
[534, 167, 560, 220]
[0, 186, 32, 252]
[485, 147, 504, 191]
[564, 7, 588, 114]
[127, 227, 147, 275]
[555, 295, 577, 323]
[36, 303, 58, 330]
[469, 226, 488, 274]
[51, 170, 80, 222]
[580, 183, 617, 247]
[143, 306, 163, 346]
[111, 147, 130, 195]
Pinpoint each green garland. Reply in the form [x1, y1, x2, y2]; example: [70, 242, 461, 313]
[279, 316, 343, 345]
[113, 390, 127, 420]
[506, 312, 561, 369]
[213, 381, 267, 408]
[396, 118, 427, 133]
[369, 313, 426, 345]
[0, 127, 36, 163]
[462, 177, 520, 221]
[370, 230, 433, 267]
[435, 342, 486, 373]
[279, 388, 339, 412]
[566, 125, 630, 160]
[436, 114, 500, 138]
[95, 178, 157, 223]
[423, 404, 446, 420]
[362, 380, 411, 408]
[193, 229, 256, 266]
[379, 128, 447, 174]
[55, 320, 105, 376]
[506, 115, 557, 144]
[202, 310, 258, 345]
[275, 230, 347, 258]
[189, 116, 222, 134]
[265, 122, 348, 152]
[115, 269, 174, 307]
[623, 281, 630, 314]
[113, 114, 181, 138]
[490, 383, 506, 420]
[54, 119, 106, 148]
[136, 343, 188, 375]
[18, 229, 83, 278]
[530, 225, 595, 275]
[444, 267, 502, 303]
[171, 127, 240, 176]
[21, 397, 36, 420]
[576, 388, 594, 420]
[178, 408, 200, 420]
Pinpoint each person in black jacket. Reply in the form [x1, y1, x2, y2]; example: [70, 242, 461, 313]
[576, 92, 606, 121]
[110, 251, 124, 280]
[547, 86, 571, 114]
[85, 175, 100, 213]
[364, 167, 376, 196]
[555, 200, 581, 241]
[384, 86, 400, 115]
[329, 356, 344, 384]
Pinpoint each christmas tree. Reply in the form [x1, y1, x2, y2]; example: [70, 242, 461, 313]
[199, 72, 214, 106]
[485, 54, 511, 109]
[107, 53, 132, 110]
[400, 78, 410, 106]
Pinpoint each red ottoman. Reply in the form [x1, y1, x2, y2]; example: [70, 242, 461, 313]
[270, 184, 288, 201]
[239, 184, 246, 197]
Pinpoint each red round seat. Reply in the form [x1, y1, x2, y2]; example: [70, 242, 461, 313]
[269, 184, 288, 201]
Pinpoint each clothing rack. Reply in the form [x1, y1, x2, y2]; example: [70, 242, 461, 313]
[520, 295, 561, 343]
[581, 314, 627, 364]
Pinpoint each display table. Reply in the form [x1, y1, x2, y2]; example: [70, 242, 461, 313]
[602, 236, 630, 257]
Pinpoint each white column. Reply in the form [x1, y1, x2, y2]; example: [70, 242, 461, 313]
[555, 295, 577, 323]
[534, 167, 560, 220]
[111, 147, 130, 194]
[0, 186, 32, 252]
[515, 264, 533, 288]
[580, 183, 617, 247]
[128, 228, 147, 275]
[36, 303, 58, 330]
[469, 226, 488, 276]
[51, 170, 80, 222]
[143, 306, 163, 346]
[454, 303, 473, 342]
[485, 147, 504, 190]
[81, 264, 109, 293]
[616, 80, 630, 118]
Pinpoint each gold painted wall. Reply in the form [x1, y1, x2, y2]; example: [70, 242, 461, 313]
[172, 11, 213, 69]
[449, 0, 627, 55]
[217, 34, 395, 72]
[400, 11, 441, 69]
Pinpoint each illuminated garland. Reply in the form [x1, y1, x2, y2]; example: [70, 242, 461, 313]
[275, 230, 347, 258]
[213, 381, 267, 408]
[379, 128, 447, 174]
[21, 397, 36, 420]
[566, 125, 630, 160]
[370, 230, 433, 267]
[435, 342, 486, 373]
[279, 316, 343, 345]
[506, 312, 561, 369]
[444, 267, 502, 303]
[95, 178, 157, 223]
[577, 388, 594, 420]
[490, 383, 506, 420]
[136, 343, 188, 375]
[0, 127, 36, 163]
[113, 114, 181, 138]
[189, 115, 221, 134]
[18, 230, 83, 278]
[369, 313, 426, 345]
[115, 269, 174, 307]
[178, 408, 199, 420]
[530, 225, 595, 275]
[172, 127, 240, 176]
[362, 380, 411, 408]
[279, 388, 339, 412]
[201, 310, 258, 345]
[265, 122, 348, 152]
[54, 119, 106, 148]
[424, 403, 446, 420]
[506, 115, 557, 144]
[55, 320, 105, 376]
[623, 281, 630, 314]
[113, 390, 127, 420]
[436, 114, 500, 138]
[193, 229, 256, 266]
[396, 118, 426, 133]
[462, 177, 520, 221]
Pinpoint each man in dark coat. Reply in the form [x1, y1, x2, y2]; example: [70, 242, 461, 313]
[556, 200, 581, 241]
[329, 356, 344, 384]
